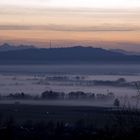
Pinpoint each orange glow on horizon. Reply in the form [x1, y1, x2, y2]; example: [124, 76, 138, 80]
[0, 0, 140, 50]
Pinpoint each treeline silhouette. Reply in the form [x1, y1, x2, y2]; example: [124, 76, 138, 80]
[1, 91, 115, 101]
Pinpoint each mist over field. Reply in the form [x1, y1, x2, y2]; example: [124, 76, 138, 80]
[0, 64, 139, 109]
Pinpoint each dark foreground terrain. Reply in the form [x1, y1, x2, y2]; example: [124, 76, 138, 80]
[0, 104, 140, 140]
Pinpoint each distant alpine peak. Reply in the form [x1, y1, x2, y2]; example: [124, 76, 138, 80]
[0, 43, 36, 52]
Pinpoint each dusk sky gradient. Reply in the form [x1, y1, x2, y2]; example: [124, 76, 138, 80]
[0, 0, 140, 50]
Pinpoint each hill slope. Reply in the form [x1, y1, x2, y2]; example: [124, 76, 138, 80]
[0, 46, 140, 64]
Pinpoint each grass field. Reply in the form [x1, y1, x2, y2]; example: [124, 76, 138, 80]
[0, 103, 139, 127]
[0, 104, 110, 124]
[0, 103, 140, 139]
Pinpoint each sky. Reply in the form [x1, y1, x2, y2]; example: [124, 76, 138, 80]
[0, 0, 140, 51]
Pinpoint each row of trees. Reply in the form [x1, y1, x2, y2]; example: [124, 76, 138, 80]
[2, 91, 115, 101]
[41, 90, 115, 101]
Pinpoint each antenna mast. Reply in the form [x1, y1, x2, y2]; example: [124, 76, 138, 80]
[50, 40, 52, 49]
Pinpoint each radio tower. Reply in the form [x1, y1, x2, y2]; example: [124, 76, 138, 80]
[50, 40, 52, 49]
